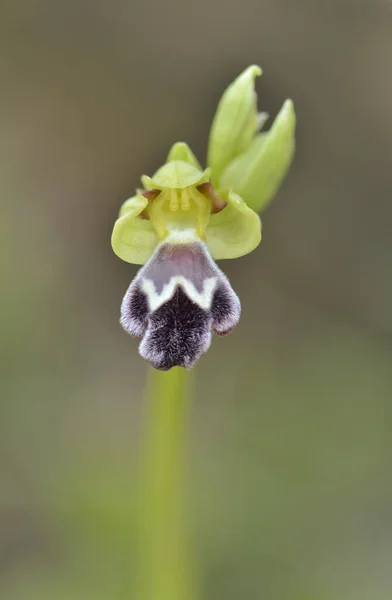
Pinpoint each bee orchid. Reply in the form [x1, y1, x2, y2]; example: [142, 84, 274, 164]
[112, 65, 295, 370]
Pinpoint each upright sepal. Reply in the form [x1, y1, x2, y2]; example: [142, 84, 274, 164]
[166, 142, 202, 169]
[207, 65, 262, 187]
[220, 99, 296, 213]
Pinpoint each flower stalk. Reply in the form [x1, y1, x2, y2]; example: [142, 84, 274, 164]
[137, 367, 197, 600]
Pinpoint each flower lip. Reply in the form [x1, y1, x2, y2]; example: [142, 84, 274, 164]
[140, 287, 213, 370]
[120, 241, 241, 370]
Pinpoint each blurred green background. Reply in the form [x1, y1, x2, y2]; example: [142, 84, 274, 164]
[1, 0, 392, 598]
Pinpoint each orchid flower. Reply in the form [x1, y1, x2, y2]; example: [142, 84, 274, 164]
[111, 65, 295, 370]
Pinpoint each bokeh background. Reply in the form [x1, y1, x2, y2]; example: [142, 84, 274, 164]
[1, 0, 392, 598]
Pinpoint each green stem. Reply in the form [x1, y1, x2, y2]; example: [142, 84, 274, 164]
[138, 367, 196, 600]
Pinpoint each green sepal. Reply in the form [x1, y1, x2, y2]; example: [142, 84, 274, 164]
[111, 193, 158, 265]
[206, 190, 261, 260]
[220, 99, 296, 213]
[166, 142, 202, 169]
[141, 161, 211, 190]
[218, 133, 267, 191]
[207, 65, 262, 187]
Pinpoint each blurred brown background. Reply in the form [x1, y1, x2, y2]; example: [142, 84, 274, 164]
[1, 0, 392, 598]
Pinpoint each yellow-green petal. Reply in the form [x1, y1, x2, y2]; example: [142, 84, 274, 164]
[141, 160, 211, 190]
[166, 142, 202, 169]
[111, 194, 158, 265]
[207, 65, 262, 187]
[220, 99, 296, 213]
[118, 194, 145, 217]
[206, 190, 261, 260]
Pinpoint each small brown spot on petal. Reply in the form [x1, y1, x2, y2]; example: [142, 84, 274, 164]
[140, 189, 160, 219]
[197, 182, 227, 214]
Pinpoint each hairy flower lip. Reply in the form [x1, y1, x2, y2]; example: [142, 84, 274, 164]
[120, 241, 241, 370]
[213, 326, 234, 337]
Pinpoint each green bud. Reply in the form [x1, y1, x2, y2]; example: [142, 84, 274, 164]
[219, 99, 296, 213]
[207, 65, 262, 187]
